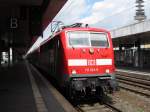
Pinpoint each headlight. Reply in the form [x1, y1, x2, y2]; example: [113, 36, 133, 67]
[106, 69, 110, 73]
[89, 48, 94, 54]
[72, 70, 76, 74]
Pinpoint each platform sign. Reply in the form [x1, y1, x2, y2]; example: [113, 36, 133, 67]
[10, 18, 18, 29]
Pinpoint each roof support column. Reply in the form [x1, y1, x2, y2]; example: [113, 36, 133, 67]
[134, 39, 143, 68]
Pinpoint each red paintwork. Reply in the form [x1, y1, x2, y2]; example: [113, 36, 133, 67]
[33, 27, 115, 86]
[57, 27, 115, 77]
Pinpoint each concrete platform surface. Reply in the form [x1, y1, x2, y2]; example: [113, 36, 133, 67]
[0, 61, 75, 112]
[0, 62, 37, 112]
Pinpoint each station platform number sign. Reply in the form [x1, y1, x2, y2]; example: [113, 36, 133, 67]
[10, 18, 18, 29]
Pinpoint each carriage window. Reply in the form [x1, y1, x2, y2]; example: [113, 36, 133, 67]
[90, 33, 109, 47]
[68, 32, 90, 47]
[67, 31, 109, 47]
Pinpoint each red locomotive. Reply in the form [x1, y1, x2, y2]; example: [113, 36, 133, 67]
[27, 23, 118, 98]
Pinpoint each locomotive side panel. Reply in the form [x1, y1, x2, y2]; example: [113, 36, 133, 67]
[38, 36, 65, 84]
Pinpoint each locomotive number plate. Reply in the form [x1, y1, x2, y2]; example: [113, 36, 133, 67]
[85, 68, 99, 72]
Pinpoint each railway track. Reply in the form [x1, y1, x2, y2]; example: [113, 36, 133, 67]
[116, 71, 150, 97]
[75, 97, 122, 112]
[76, 102, 122, 112]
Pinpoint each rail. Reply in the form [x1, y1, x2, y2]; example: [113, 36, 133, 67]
[75, 97, 122, 112]
[116, 71, 150, 97]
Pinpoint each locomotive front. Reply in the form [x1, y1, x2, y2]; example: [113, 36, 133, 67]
[63, 28, 118, 97]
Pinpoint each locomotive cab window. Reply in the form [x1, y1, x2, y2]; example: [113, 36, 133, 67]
[90, 33, 109, 47]
[67, 31, 109, 48]
[68, 32, 90, 47]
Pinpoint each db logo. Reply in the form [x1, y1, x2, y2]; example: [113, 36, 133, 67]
[88, 60, 96, 66]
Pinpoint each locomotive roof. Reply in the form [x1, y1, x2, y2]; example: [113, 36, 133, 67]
[62, 27, 109, 33]
[40, 27, 110, 47]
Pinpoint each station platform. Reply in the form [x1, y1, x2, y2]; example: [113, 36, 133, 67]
[0, 61, 76, 112]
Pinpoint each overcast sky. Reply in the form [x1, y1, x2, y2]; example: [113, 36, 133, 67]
[54, 0, 149, 29]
